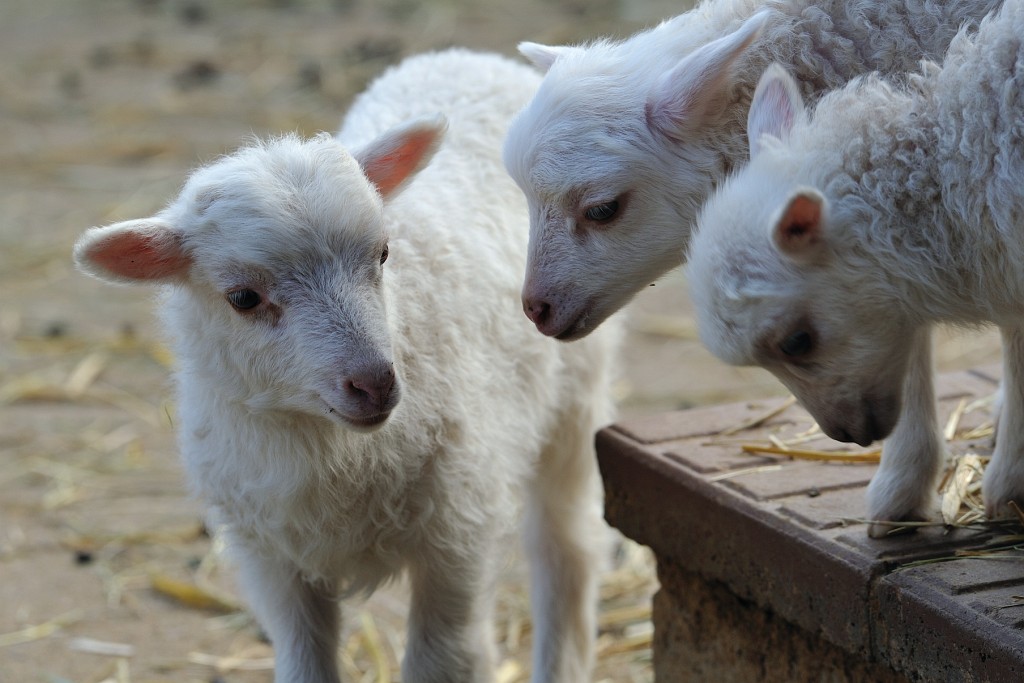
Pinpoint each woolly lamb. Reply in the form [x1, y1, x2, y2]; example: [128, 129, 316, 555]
[505, 0, 1000, 340]
[687, 1, 1024, 528]
[73, 49, 620, 683]
[503, 0, 1001, 536]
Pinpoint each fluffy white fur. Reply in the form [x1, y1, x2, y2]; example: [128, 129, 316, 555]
[505, 0, 1002, 339]
[74, 49, 620, 683]
[504, 0, 1001, 539]
[688, 1, 1024, 532]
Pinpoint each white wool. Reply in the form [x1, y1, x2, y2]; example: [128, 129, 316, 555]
[74, 49, 620, 683]
[504, 0, 1002, 338]
[504, 0, 1001, 540]
[689, 1, 1024, 530]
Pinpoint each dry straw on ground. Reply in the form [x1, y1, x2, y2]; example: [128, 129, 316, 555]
[719, 392, 1024, 550]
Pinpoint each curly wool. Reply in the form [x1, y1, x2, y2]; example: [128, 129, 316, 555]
[688, 0, 1024, 533]
[772, 2, 1024, 324]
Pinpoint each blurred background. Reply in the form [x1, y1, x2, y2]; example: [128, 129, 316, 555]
[0, 0, 1002, 681]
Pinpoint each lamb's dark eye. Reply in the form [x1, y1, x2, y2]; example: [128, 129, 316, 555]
[227, 289, 262, 311]
[380, 245, 389, 265]
[584, 200, 619, 223]
[779, 331, 814, 357]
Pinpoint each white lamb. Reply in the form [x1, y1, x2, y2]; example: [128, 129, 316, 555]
[73, 49, 620, 683]
[503, 0, 1001, 535]
[505, 0, 1001, 339]
[687, 0, 1024, 526]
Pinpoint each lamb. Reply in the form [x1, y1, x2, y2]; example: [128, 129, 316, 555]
[503, 0, 1002, 535]
[505, 0, 1001, 339]
[686, 0, 1024, 527]
[73, 49, 620, 683]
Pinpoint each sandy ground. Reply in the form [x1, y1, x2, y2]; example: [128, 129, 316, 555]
[0, 1, 1003, 681]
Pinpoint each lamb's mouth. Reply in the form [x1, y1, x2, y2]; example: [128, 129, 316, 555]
[345, 412, 391, 428]
[326, 405, 391, 429]
[554, 310, 592, 342]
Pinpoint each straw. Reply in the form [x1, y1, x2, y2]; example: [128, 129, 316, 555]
[719, 396, 797, 436]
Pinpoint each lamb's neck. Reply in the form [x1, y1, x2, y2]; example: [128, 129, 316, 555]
[830, 100, 1021, 327]
[859, 207, 1024, 328]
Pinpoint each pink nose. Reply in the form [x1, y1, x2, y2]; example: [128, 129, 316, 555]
[345, 366, 396, 411]
[522, 297, 551, 327]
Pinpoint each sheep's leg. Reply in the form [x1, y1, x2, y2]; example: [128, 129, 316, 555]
[403, 547, 498, 683]
[523, 419, 606, 682]
[991, 379, 1004, 439]
[984, 324, 1024, 517]
[866, 327, 944, 537]
[233, 547, 342, 683]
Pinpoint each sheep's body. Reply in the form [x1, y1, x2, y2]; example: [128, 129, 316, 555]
[503, 0, 1001, 536]
[74, 49, 619, 683]
[688, 1, 1024, 522]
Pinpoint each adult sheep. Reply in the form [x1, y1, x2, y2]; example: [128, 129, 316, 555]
[74, 49, 620, 683]
[687, 0, 1024, 525]
[503, 0, 1002, 535]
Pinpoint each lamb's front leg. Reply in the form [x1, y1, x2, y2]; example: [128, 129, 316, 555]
[523, 437, 605, 682]
[232, 545, 342, 683]
[984, 324, 1024, 517]
[403, 544, 499, 683]
[866, 327, 944, 537]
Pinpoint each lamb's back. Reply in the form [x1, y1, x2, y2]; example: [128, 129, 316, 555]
[369, 50, 599, 469]
[932, 0, 1024, 235]
[341, 48, 611, 544]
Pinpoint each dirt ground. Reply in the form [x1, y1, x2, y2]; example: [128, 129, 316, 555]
[0, 1, 1004, 682]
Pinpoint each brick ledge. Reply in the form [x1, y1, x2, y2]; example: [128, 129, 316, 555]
[599, 367, 1023, 682]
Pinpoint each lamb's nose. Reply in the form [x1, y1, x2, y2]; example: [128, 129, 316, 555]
[522, 297, 551, 327]
[345, 366, 396, 410]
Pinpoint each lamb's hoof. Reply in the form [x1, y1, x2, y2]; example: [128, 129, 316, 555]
[984, 495, 1024, 520]
[981, 457, 1024, 520]
[865, 491, 935, 538]
[867, 517, 924, 539]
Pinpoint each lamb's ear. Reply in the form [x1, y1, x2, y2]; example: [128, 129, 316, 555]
[354, 114, 448, 200]
[517, 42, 580, 73]
[747, 63, 805, 159]
[771, 189, 827, 262]
[646, 10, 769, 140]
[74, 218, 191, 284]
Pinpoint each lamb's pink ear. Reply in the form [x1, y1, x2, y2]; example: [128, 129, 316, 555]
[74, 218, 190, 284]
[354, 114, 448, 200]
[517, 42, 580, 73]
[747, 63, 805, 159]
[772, 189, 826, 261]
[646, 10, 769, 140]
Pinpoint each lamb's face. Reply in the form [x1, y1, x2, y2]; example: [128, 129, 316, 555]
[504, 106, 691, 341]
[695, 281, 912, 447]
[176, 140, 400, 430]
[503, 11, 769, 341]
[689, 176, 912, 448]
[75, 122, 446, 431]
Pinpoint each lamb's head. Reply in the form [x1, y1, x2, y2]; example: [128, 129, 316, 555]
[503, 11, 768, 340]
[74, 117, 446, 431]
[688, 65, 913, 447]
